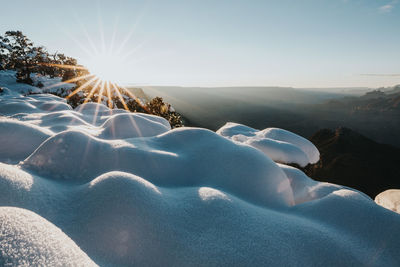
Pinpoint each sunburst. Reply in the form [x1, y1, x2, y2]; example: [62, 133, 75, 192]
[41, 35, 147, 114]
[36, 3, 157, 114]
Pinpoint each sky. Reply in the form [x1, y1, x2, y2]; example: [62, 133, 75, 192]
[1, 0, 399, 88]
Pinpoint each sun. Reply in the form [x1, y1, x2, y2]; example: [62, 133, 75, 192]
[82, 51, 127, 83]
[41, 50, 144, 113]
[38, 18, 149, 113]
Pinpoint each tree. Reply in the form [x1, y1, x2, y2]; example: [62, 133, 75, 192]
[0, 35, 11, 70]
[1, 31, 36, 84]
[61, 56, 81, 81]
[147, 97, 183, 128]
[0, 31, 86, 84]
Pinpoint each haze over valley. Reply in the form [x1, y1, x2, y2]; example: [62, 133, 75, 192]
[143, 85, 400, 147]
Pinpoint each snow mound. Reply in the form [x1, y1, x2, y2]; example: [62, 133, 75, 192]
[0, 94, 71, 116]
[21, 128, 293, 207]
[31, 72, 75, 93]
[217, 122, 319, 166]
[75, 102, 112, 114]
[0, 118, 52, 163]
[1, 90, 400, 266]
[0, 207, 96, 266]
[375, 189, 400, 214]
[0, 70, 75, 95]
[0, 70, 40, 94]
[100, 113, 171, 139]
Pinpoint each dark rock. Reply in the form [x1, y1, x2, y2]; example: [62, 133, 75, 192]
[304, 127, 400, 198]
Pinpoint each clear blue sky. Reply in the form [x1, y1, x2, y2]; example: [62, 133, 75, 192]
[1, 0, 399, 87]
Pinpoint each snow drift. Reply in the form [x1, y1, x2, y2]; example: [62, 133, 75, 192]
[0, 207, 96, 266]
[217, 122, 319, 167]
[375, 189, 400, 214]
[1, 80, 400, 266]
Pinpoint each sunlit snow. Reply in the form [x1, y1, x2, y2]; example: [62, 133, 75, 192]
[1, 71, 400, 266]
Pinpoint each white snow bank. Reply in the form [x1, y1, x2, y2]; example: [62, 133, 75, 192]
[217, 122, 319, 166]
[21, 128, 293, 207]
[0, 118, 52, 163]
[0, 70, 75, 95]
[0, 94, 71, 116]
[31, 72, 75, 93]
[277, 163, 371, 205]
[0, 207, 96, 266]
[75, 102, 113, 114]
[1, 90, 400, 266]
[0, 70, 40, 94]
[375, 189, 400, 214]
[99, 113, 171, 139]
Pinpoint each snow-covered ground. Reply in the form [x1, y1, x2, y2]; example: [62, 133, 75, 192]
[217, 122, 320, 167]
[0, 70, 75, 95]
[375, 190, 400, 214]
[1, 74, 400, 266]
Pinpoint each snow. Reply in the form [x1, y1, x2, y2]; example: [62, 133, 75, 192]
[217, 122, 320, 166]
[0, 41, 12, 51]
[0, 70, 41, 94]
[375, 189, 400, 214]
[0, 207, 96, 266]
[0, 70, 75, 95]
[1, 80, 400, 266]
[99, 113, 171, 139]
[31, 72, 76, 93]
[0, 118, 52, 163]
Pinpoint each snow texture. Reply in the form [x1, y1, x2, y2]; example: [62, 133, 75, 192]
[1, 78, 400, 266]
[217, 122, 320, 167]
[375, 189, 400, 214]
[0, 207, 96, 266]
[31, 72, 76, 93]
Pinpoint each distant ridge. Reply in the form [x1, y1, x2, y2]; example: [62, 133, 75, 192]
[305, 127, 400, 198]
[127, 87, 151, 103]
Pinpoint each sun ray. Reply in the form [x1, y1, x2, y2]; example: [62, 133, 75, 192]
[105, 83, 117, 137]
[115, 3, 148, 56]
[119, 85, 149, 112]
[119, 85, 137, 100]
[115, 28, 136, 57]
[66, 76, 98, 99]
[111, 83, 144, 137]
[106, 81, 114, 109]
[109, 16, 120, 54]
[96, 4, 106, 54]
[42, 74, 94, 91]
[89, 81, 106, 125]
[65, 30, 96, 58]
[116, 49, 165, 70]
[59, 9, 154, 114]
[119, 38, 149, 64]
[97, 80, 106, 104]
[37, 63, 88, 70]
[73, 12, 100, 56]
[83, 79, 103, 104]
[111, 82, 129, 110]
